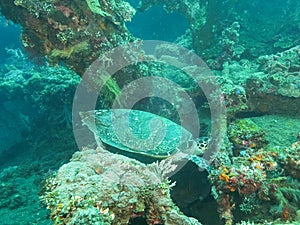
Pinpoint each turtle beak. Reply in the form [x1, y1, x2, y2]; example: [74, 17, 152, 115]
[79, 111, 87, 119]
[79, 111, 95, 126]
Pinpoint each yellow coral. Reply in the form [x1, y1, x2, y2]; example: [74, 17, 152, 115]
[219, 173, 230, 182]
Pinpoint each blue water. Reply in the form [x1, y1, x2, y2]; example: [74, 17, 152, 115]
[126, 4, 189, 41]
[0, 16, 22, 64]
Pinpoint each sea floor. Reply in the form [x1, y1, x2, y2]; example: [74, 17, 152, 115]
[0, 114, 299, 224]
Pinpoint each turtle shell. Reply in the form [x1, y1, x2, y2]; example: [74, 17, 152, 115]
[80, 109, 198, 158]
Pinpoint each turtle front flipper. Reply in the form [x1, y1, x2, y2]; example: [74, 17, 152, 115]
[159, 152, 211, 178]
[188, 155, 211, 171]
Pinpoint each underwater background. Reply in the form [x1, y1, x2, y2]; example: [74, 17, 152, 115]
[0, 0, 300, 224]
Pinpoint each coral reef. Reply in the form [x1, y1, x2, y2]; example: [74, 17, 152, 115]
[208, 141, 300, 225]
[0, 0, 136, 74]
[227, 118, 268, 155]
[216, 76, 248, 120]
[0, 50, 80, 157]
[279, 141, 300, 179]
[208, 22, 244, 70]
[1, 1, 300, 225]
[146, 1, 300, 61]
[257, 45, 300, 98]
[41, 146, 202, 225]
[0, 58, 80, 127]
[0, 162, 52, 224]
[207, 45, 300, 117]
[245, 45, 300, 115]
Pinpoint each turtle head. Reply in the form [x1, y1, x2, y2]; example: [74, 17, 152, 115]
[180, 136, 210, 156]
[79, 111, 94, 125]
[195, 137, 210, 155]
[79, 110, 98, 134]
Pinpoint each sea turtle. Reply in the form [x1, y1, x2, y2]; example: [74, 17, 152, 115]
[79, 109, 210, 168]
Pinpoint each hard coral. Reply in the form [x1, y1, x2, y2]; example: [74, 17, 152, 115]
[209, 140, 300, 224]
[0, 0, 137, 75]
[228, 118, 268, 155]
[41, 146, 203, 225]
[280, 141, 300, 178]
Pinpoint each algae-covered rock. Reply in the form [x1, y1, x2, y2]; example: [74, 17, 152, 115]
[0, 0, 136, 75]
[244, 46, 300, 116]
[41, 146, 203, 225]
[258, 45, 300, 97]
